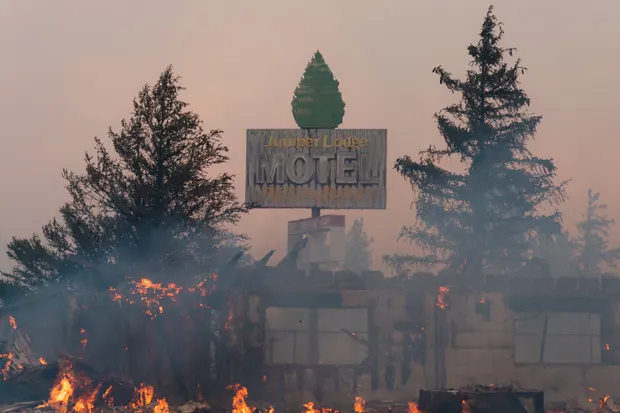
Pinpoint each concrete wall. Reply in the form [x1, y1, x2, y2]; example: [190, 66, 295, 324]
[239, 270, 620, 407]
[246, 289, 438, 404]
[444, 292, 620, 407]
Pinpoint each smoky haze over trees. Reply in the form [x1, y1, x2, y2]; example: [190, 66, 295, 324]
[530, 231, 579, 278]
[384, 6, 567, 278]
[344, 218, 373, 274]
[1, 8, 619, 292]
[3, 66, 247, 288]
[574, 189, 620, 275]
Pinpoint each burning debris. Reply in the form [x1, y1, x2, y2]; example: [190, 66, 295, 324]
[108, 276, 216, 319]
[418, 386, 544, 413]
[436, 286, 450, 309]
[408, 402, 420, 413]
[0, 356, 214, 413]
[228, 384, 251, 413]
[354, 397, 365, 413]
[1, 315, 47, 381]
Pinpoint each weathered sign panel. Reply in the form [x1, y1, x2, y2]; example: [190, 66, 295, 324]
[288, 215, 345, 235]
[245, 129, 387, 209]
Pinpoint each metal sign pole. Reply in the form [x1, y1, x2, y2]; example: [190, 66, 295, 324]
[309, 206, 321, 271]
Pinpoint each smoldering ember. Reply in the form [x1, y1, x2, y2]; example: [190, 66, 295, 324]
[2, 5, 618, 413]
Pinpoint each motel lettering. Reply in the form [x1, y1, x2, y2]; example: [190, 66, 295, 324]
[245, 129, 387, 209]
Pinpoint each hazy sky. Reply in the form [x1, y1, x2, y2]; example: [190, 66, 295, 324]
[1, 1, 619, 272]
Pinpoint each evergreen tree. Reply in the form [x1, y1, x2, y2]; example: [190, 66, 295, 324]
[291, 50, 345, 129]
[344, 218, 373, 274]
[4, 66, 247, 287]
[530, 231, 579, 277]
[575, 189, 620, 275]
[384, 7, 566, 277]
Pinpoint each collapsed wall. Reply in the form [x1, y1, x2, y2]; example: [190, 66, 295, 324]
[3, 266, 620, 408]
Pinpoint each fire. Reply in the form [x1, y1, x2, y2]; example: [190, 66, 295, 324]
[80, 329, 88, 349]
[228, 384, 252, 413]
[605, 343, 611, 351]
[304, 402, 317, 413]
[37, 361, 172, 412]
[132, 278, 182, 318]
[354, 396, 365, 413]
[600, 395, 611, 408]
[302, 404, 338, 413]
[131, 383, 155, 408]
[8, 316, 17, 329]
[1, 352, 13, 379]
[110, 275, 218, 318]
[39, 357, 48, 365]
[225, 311, 233, 331]
[74, 384, 100, 413]
[153, 398, 170, 413]
[38, 363, 80, 413]
[408, 402, 421, 413]
[461, 399, 470, 413]
[188, 276, 215, 297]
[436, 286, 450, 309]
[103, 386, 114, 406]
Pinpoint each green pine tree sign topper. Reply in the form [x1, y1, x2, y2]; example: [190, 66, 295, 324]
[292, 51, 345, 129]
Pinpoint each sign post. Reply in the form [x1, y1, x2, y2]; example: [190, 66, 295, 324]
[287, 215, 346, 271]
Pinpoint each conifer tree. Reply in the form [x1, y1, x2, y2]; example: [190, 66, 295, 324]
[344, 218, 373, 274]
[4, 66, 247, 287]
[530, 231, 579, 277]
[575, 189, 620, 275]
[291, 50, 345, 129]
[385, 7, 566, 277]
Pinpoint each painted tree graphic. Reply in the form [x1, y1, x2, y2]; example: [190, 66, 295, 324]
[291, 50, 345, 129]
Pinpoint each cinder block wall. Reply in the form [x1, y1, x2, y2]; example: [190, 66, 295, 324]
[240, 269, 620, 406]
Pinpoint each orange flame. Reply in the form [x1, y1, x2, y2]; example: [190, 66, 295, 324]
[461, 400, 470, 413]
[102, 386, 114, 407]
[228, 384, 252, 413]
[39, 357, 48, 365]
[74, 384, 100, 413]
[8, 316, 17, 330]
[304, 402, 317, 413]
[409, 402, 421, 413]
[80, 329, 88, 349]
[600, 395, 611, 408]
[354, 397, 365, 413]
[38, 363, 82, 413]
[154, 398, 170, 413]
[131, 383, 155, 408]
[37, 361, 172, 412]
[1, 352, 13, 379]
[437, 286, 450, 309]
[110, 274, 218, 317]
